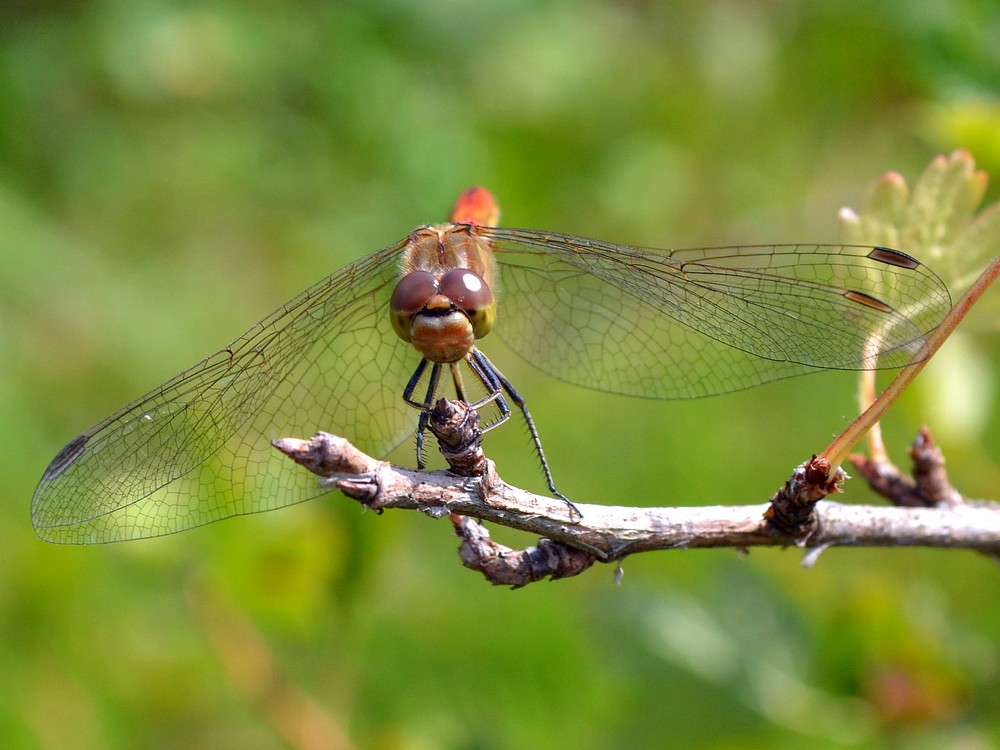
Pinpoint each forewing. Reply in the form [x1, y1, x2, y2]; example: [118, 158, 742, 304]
[32, 240, 417, 543]
[482, 228, 951, 399]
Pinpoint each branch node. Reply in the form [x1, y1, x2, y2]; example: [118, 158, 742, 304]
[333, 476, 381, 507]
[428, 398, 488, 478]
[765, 455, 844, 543]
[910, 426, 963, 507]
[850, 426, 962, 507]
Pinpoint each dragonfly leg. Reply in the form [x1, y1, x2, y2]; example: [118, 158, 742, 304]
[448, 361, 470, 404]
[403, 358, 441, 470]
[461, 356, 511, 431]
[402, 357, 430, 407]
[470, 350, 580, 520]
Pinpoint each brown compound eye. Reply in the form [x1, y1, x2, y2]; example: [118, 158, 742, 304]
[438, 268, 496, 339]
[390, 271, 437, 342]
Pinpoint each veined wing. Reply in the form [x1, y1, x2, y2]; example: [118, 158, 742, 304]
[32, 239, 415, 544]
[481, 228, 951, 399]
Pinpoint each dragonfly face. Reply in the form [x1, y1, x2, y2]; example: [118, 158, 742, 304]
[32, 187, 953, 543]
[389, 228, 498, 364]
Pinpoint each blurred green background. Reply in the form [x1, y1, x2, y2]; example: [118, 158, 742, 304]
[4, 1, 1000, 748]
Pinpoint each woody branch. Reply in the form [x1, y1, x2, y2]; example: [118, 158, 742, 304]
[272, 426, 1000, 587]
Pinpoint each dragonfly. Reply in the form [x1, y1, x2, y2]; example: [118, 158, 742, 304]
[32, 187, 952, 544]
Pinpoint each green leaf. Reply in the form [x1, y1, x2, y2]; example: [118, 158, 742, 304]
[839, 150, 1000, 299]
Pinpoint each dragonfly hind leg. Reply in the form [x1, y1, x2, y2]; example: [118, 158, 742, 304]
[468, 350, 582, 521]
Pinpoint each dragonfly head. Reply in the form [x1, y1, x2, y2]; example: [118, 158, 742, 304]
[390, 268, 496, 363]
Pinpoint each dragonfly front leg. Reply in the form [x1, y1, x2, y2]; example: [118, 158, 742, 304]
[403, 358, 442, 470]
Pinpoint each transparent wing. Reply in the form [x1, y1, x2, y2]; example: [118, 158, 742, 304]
[33, 222, 954, 544]
[32, 239, 418, 544]
[482, 228, 951, 399]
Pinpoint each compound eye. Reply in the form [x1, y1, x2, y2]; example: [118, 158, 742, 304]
[439, 268, 496, 338]
[390, 271, 437, 342]
[438, 269, 493, 310]
[391, 271, 437, 314]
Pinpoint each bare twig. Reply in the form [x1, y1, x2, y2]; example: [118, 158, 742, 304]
[272, 432, 1000, 571]
[850, 426, 962, 508]
[450, 513, 596, 587]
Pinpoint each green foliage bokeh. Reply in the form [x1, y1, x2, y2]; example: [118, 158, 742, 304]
[3, 2, 1000, 748]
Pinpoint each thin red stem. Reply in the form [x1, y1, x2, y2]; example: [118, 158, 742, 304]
[822, 254, 1000, 468]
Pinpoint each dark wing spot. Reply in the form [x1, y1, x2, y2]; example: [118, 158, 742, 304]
[42, 434, 88, 481]
[868, 246, 921, 270]
[844, 289, 894, 313]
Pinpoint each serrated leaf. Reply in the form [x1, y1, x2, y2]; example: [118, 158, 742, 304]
[840, 150, 996, 297]
[839, 150, 1000, 440]
[838, 172, 909, 248]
